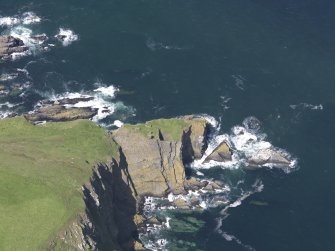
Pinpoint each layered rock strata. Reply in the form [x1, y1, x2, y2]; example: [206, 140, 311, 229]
[50, 117, 211, 251]
[0, 35, 28, 60]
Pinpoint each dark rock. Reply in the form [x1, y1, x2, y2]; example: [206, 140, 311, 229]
[24, 104, 97, 122]
[31, 34, 48, 43]
[57, 97, 94, 105]
[55, 34, 67, 41]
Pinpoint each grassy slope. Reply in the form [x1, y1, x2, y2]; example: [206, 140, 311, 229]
[0, 117, 118, 251]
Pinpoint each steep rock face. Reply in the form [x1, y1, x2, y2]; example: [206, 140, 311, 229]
[49, 117, 210, 250]
[112, 117, 209, 197]
[112, 126, 184, 196]
[50, 161, 139, 251]
[182, 116, 209, 160]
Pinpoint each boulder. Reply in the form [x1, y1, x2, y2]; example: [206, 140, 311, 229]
[204, 141, 232, 162]
[24, 104, 97, 122]
[247, 148, 291, 167]
[173, 198, 190, 209]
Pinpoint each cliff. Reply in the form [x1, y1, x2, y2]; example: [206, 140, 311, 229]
[0, 115, 292, 250]
[0, 116, 210, 251]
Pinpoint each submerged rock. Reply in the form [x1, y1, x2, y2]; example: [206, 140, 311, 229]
[24, 104, 97, 122]
[0, 35, 28, 60]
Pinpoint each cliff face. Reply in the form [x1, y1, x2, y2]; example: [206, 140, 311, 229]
[50, 117, 210, 251]
[50, 160, 138, 251]
[112, 117, 209, 197]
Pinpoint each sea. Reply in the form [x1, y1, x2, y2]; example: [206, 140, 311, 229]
[1, 1, 335, 250]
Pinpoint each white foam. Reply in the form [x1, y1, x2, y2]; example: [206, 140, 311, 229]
[0, 111, 11, 119]
[146, 37, 185, 51]
[220, 96, 232, 110]
[34, 84, 134, 125]
[51, 91, 114, 122]
[21, 12, 42, 25]
[55, 28, 78, 46]
[0, 17, 20, 27]
[113, 120, 124, 128]
[0, 73, 18, 82]
[0, 12, 41, 27]
[191, 116, 297, 172]
[94, 85, 118, 97]
[290, 103, 323, 111]
[0, 102, 17, 108]
[232, 74, 246, 90]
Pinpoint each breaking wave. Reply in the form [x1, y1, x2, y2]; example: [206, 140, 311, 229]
[34, 83, 135, 125]
[1, 11, 79, 60]
[139, 115, 298, 250]
[290, 103, 323, 111]
[0, 12, 41, 27]
[192, 116, 298, 173]
[54, 28, 78, 46]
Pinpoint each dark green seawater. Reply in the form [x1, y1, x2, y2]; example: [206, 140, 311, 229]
[1, 1, 335, 250]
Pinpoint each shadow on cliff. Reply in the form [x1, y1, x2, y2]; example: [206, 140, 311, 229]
[82, 154, 138, 250]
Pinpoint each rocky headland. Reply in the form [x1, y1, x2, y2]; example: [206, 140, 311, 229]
[0, 113, 293, 250]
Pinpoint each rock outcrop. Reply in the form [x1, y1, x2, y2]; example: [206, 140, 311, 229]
[204, 141, 232, 162]
[247, 148, 291, 167]
[0, 35, 28, 60]
[112, 117, 209, 197]
[44, 116, 292, 250]
[24, 105, 97, 122]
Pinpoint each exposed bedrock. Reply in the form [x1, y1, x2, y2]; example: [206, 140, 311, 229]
[112, 116, 210, 197]
[48, 116, 293, 250]
[24, 104, 97, 122]
[50, 161, 141, 251]
[204, 141, 232, 163]
[0, 35, 28, 60]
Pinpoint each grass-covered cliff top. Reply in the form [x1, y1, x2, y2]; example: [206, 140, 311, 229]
[0, 117, 118, 250]
[122, 117, 207, 141]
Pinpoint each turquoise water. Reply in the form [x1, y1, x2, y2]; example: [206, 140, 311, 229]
[1, 1, 335, 250]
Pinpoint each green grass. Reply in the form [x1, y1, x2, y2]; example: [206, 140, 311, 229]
[123, 118, 190, 141]
[0, 117, 118, 250]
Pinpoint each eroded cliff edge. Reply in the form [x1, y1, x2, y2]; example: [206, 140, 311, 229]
[49, 116, 211, 250]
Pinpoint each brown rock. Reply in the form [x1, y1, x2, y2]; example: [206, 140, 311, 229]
[182, 116, 209, 160]
[133, 214, 145, 226]
[204, 141, 232, 163]
[173, 198, 190, 209]
[24, 105, 97, 122]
